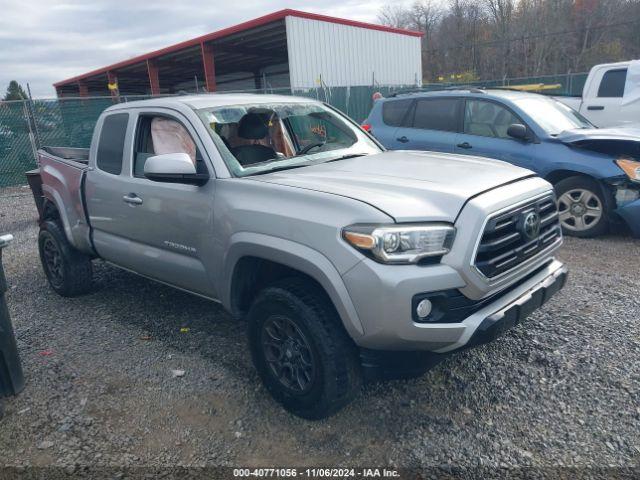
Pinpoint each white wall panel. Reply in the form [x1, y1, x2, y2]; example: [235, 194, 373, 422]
[286, 16, 422, 88]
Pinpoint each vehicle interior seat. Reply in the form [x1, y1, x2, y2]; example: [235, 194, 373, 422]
[494, 109, 516, 138]
[466, 103, 497, 137]
[230, 113, 278, 166]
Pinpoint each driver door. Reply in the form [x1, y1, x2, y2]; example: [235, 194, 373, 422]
[87, 109, 217, 297]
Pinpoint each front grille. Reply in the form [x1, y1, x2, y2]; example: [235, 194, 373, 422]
[474, 195, 561, 278]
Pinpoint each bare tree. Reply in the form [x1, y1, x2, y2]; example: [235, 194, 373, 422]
[378, 0, 640, 83]
[485, 0, 514, 78]
[377, 4, 412, 29]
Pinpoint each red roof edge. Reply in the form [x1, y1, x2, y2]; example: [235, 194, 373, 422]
[54, 9, 423, 88]
[285, 9, 424, 38]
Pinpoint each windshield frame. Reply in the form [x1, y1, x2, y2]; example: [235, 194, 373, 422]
[195, 100, 383, 177]
[511, 95, 595, 136]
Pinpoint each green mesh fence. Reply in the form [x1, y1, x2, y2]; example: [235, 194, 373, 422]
[0, 73, 588, 188]
[0, 101, 36, 188]
[0, 95, 154, 187]
[0, 89, 406, 187]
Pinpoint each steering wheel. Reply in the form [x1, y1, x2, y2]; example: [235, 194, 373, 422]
[299, 141, 325, 155]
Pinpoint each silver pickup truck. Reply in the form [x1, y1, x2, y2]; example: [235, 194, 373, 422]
[28, 94, 567, 419]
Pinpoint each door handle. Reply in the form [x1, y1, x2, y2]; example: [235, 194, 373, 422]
[122, 194, 143, 205]
[457, 142, 472, 149]
[587, 105, 604, 111]
[396, 136, 409, 143]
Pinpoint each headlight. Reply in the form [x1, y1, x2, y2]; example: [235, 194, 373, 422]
[616, 159, 640, 182]
[342, 224, 455, 264]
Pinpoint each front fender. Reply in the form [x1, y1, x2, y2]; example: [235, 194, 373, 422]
[221, 232, 365, 338]
[545, 144, 623, 180]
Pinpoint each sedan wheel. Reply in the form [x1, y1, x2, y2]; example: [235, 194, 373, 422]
[557, 188, 603, 233]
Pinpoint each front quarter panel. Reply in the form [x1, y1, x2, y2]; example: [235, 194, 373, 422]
[538, 142, 624, 180]
[213, 177, 394, 337]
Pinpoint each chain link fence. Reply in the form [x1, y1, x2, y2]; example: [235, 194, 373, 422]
[0, 95, 152, 187]
[0, 86, 415, 187]
[0, 73, 588, 188]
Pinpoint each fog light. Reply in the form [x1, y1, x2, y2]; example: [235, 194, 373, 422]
[416, 299, 432, 319]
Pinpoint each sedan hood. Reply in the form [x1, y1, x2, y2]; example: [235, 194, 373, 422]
[556, 126, 640, 144]
[252, 150, 533, 222]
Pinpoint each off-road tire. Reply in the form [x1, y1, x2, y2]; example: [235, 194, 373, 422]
[38, 220, 93, 297]
[247, 278, 362, 420]
[554, 176, 610, 238]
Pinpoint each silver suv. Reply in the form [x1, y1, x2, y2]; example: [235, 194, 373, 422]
[29, 94, 567, 419]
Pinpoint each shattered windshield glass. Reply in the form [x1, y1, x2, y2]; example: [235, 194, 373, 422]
[196, 102, 381, 176]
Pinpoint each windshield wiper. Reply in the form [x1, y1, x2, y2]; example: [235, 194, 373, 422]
[246, 153, 368, 176]
[246, 163, 309, 176]
[323, 153, 368, 163]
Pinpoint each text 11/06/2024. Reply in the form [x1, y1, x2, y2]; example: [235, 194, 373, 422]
[233, 468, 400, 478]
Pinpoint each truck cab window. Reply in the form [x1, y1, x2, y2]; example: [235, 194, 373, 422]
[96, 113, 129, 175]
[134, 116, 207, 177]
[598, 69, 627, 98]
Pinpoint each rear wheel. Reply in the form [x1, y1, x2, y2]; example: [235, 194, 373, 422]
[38, 220, 93, 297]
[555, 176, 609, 238]
[247, 278, 361, 419]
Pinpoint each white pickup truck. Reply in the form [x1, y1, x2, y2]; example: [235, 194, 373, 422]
[557, 60, 640, 127]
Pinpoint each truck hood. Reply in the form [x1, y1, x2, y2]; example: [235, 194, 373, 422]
[252, 150, 533, 222]
[556, 126, 640, 144]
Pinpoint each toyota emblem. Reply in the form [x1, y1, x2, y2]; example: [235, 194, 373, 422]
[522, 211, 541, 240]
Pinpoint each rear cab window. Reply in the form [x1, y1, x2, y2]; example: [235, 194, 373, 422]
[96, 113, 129, 175]
[597, 68, 627, 97]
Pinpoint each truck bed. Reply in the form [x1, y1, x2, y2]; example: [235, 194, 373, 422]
[41, 146, 90, 164]
[30, 146, 94, 255]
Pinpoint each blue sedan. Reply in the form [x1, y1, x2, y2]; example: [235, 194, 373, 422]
[363, 89, 640, 238]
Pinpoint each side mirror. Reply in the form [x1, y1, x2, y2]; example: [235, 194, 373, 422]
[144, 153, 208, 185]
[507, 123, 529, 141]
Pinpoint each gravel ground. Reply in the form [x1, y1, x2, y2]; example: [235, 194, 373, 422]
[0, 185, 639, 471]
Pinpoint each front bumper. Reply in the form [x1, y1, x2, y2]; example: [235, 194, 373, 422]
[455, 261, 567, 353]
[615, 197, 640, 237]
[344, 258, 567, 352]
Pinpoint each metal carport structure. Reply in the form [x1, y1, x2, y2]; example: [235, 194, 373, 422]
[54, 9, 423, 98]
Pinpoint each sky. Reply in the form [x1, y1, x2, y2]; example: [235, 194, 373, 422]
[0, 0, 412, 98]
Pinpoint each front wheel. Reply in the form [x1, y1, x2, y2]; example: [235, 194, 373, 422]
[38, 220, 93, 297]
[555, 176, 610, 238]
[247, 278, 361, 420]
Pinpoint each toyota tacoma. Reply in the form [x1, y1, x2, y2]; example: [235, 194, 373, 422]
[27, 94, 567, 419]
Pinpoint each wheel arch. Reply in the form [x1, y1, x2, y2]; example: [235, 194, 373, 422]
[545, 170, 615, 209]
[41, 197, 61, 222]
[545, 169, 594, 186]
[222, 232, 364, 338]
